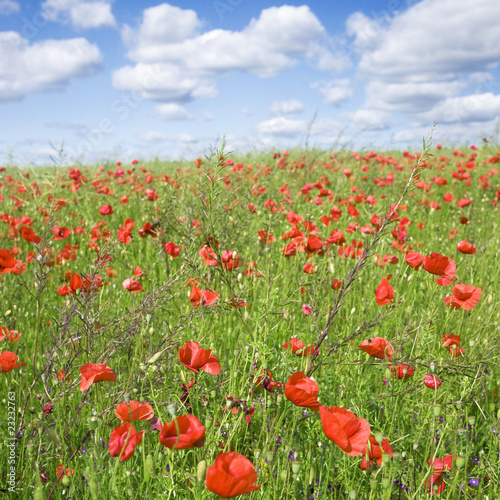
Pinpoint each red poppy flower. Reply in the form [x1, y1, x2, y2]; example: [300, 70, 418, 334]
[189, 286, 219, 307]
[375, 277, 394, 305]
[457, 240, 477, 255]
[206, 452, 261, 498]
[164, 242, 180, 258]
[303, 261, 317, 274]
[423, 253, 456, 279]
[199, 246, 219, 266]
[109, 423, 144, 461]
[79, 363, 117, 391]
[0, 249, 17, 274]
[56, 464, 74, 478]
[302, 304, 312, 315]
[221, 250, 241, 271]
[390, 364, 415, 379]
[331, 278, 342, 290]
[405, 251, 424, 270]
[424, 374, 442, 389]
[443, 283, 482, 310]
[359, 337, 394, 360]
[122, 278, 143, 293]
[282, 337, 317, 357]
[159, 414, 206, 449]
[284, 371, 320, 412]
[0, 327, 21, 342]
[99, 204, 113, 215]
[178, 341, 221, 375]
[441, 333, 464, 358]
[456, 198, 472, 208]
[20, 226, 42, 244]
[319, 406, 371, 456]
[138, 222, 157, 239]
[257, 230, 275, 244]
[0, 351, 26, 372]
[425, 455, 454, 495]
[51, 226, 71, 240]
[361, 435, 393, 470]
[115, 400, 154, 425]
[253, 368, 283, 393]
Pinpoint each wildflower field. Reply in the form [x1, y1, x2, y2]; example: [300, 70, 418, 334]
[0, 137, 499, 499]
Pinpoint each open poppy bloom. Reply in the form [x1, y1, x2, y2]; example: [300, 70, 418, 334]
[423, 253, 456, 283]
[320, 406, 371, 456]
[359, 337, 394, 360]
[424, 374, 442, 390]
[390, 364, 415, 379]
[20, 226, 42, 244]
[122, 278, 143, 293]
[282, 337, 318, 357]
[0, 327, 21, 342]
[443, 284, 482, 310]
[189, 286, 219, 308]
[164, 242, 180, 258]
[457, 240, 477, 255]
[405, 251, 424, 270]
[109, 423, 143, 461]
[375, 276, 394, 305]
[99, 204, 113, 215]
[284, 371, 320, 412]
[51, 226, 71, 240]
[79, 363, 117, 391]
[425, 455, 455, 495]
[0, 249, 17, 274]
[361, 435, 393, 470]
[178, 341, 221, 375]
[206, 452, 261, 498]
[159, 414, 206, 449]
[115, 400, 154, 424]
[253, 368, 283, 393]
[441, 333, 464, 357]
[0, 351, 26, 372]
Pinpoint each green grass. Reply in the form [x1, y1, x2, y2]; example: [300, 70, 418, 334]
[0, 140, 499, 499]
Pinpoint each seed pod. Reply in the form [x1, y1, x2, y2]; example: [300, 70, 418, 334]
[197, 460, 207, 482]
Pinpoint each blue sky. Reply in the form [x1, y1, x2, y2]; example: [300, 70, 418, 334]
[1, 0, 500, 165]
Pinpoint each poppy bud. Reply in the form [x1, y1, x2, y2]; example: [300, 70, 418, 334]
[144, 454, 155, 481]
[382, 452, 391, 465]
[374, 431, 384, 445]
[197, 460, 207, 482]
[349, 489, 357, 499]
[62, 476, 71, 487]
[433, 405, 442, 417]
[167, 404, 177, 418]
[456, 456, 466, 468]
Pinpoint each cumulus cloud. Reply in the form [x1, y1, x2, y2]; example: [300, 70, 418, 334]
[312, 79, 353, 105]
[115, 4, 345, 103]
[350, 0, 500, 114]
[423, 92, 500, 124]
[139, 131, 197, 144]
[0, 32, 102, 102]
[270, 99, 304, 115]
[350, 109, 391, 130]
[0, 0, 19, 15]
[42, 0, 116, 29]
[256, 117, 305, 137]
[156, 103, 192, 121]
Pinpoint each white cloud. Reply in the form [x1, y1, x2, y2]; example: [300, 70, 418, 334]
[0, 32, 102, 102]
[139, 131, 197, 144]
[0, 0, 19, 15]
[156, 103, 192, 121]
[349, 0, 500, 114]
[42, 0, 115, 29]
[350, 109, 391, 130]
[423, 92, 500, 123]
[270, 99, 304, 115]
[313, 79, 354, 106]
[115, 5, 343, 103]
[256, 117, 305, 137]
